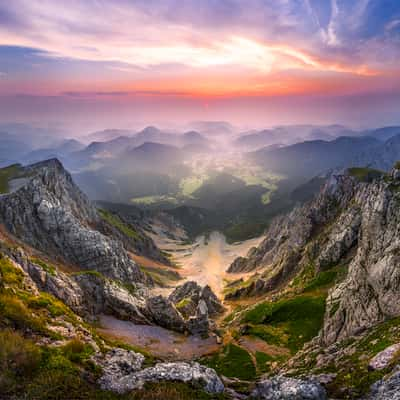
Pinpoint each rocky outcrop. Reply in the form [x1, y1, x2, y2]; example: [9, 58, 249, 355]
[74, 273, 151, 324]
[227, 174, 357, 298]
[145, 295, 187, 333]
[228, 166, 400, 348]
[251, 376, 327, 399]
[97, 349, 224, 395]
[321, 169, 400, 345]
[169, 281, 224, 317]
[96, 204, 171, 266]
[0, 159, 145, 284]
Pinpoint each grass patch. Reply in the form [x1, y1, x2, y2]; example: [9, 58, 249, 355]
[0, 255, 24, 287]
[254, 351, 284, 374]
[242, 294, 326, 353]
[176, 297, 192, 309]
[0, 329, 42, 395]
[202, 343, 256, 380]
[27, 292, 75, 319]
[347, 167, 384, 183]
[179, 175, 208, 197]
[303, 269, 339, 292]
[30, 257, 57, 276]
[0, 164, 23, 194]
[61, 339, 94, 364]
[99, 209, 141, 240]
[139, 265, 181, 287]
[0, 293, 47, 333]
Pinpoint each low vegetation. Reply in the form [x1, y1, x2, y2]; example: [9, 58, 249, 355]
[203, 343, 256, 381]
[242, 294, 326, 353]
[347, 167, 384, 182]
[30, 257, 57, 276]
[0, 164, 23, 194]
[99, 209, 140, 240]
[289, 316, 400, 398]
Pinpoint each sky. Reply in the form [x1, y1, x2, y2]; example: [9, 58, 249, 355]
[0, 0, 399, 130]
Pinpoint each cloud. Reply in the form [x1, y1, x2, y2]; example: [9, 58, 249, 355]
[0, 0, 398, 100]
[62, 90, 189, 97]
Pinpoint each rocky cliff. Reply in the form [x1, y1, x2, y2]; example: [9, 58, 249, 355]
[228, 166, 400, 347]
[0, 159, 145, 284]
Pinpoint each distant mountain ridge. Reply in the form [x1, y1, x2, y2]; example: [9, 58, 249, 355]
[249, 135, 381, 177]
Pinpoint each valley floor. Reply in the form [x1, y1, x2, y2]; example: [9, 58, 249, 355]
[148, 230, 263, 298]
[99, 230, 264, 361]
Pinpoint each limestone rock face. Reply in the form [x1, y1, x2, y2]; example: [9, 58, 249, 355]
[227, 174, 357, 297]
[227, 168, 400, 347]
[321, 178, 400, 345]
[0, 159, 145, 284]
[74, 273, 151, 324]
[251, 376, 327, 400]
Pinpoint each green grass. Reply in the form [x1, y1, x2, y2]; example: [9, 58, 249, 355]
[0, 255, 24, 286]
[99, 209, 140, 240]
[348, 167, 384, 182]
[30, 258, 56, 276]
[179, 175, 208, 197]
[61, 339, 94, 364]
[261, 191, 271, 204]
[224, 222, 267, 244]
[303, 269, 340, 292]
[176, 298, 191, 309]
[0, 164, 23, 194]
[0, 293, 48, 334]
[254, 351, 284, 374]
[242, 294, 326, 353]
[138, 265, 181, 287]
[202, 343, 256, 380]
[27, 292, 75, 319]
[130, 195, 178, 205]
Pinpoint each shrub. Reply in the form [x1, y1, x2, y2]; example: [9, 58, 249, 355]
[0, 255, 24, 286]
[0, 293, 46, 333]
[62, 339, 94, 364]
[0, 329, 42, 395]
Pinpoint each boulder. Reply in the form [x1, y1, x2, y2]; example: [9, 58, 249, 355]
[99, 360, 224, 394]
[366, 367, 400, 399]
[369, 343, 400, 371]
[146, 295, 186, 333]
[97, 348, 145, 393]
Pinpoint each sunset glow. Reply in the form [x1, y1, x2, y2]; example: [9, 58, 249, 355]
[0, 0, 399, 126]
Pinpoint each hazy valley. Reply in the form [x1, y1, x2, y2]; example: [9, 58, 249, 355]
[0, 120, 400, 400]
